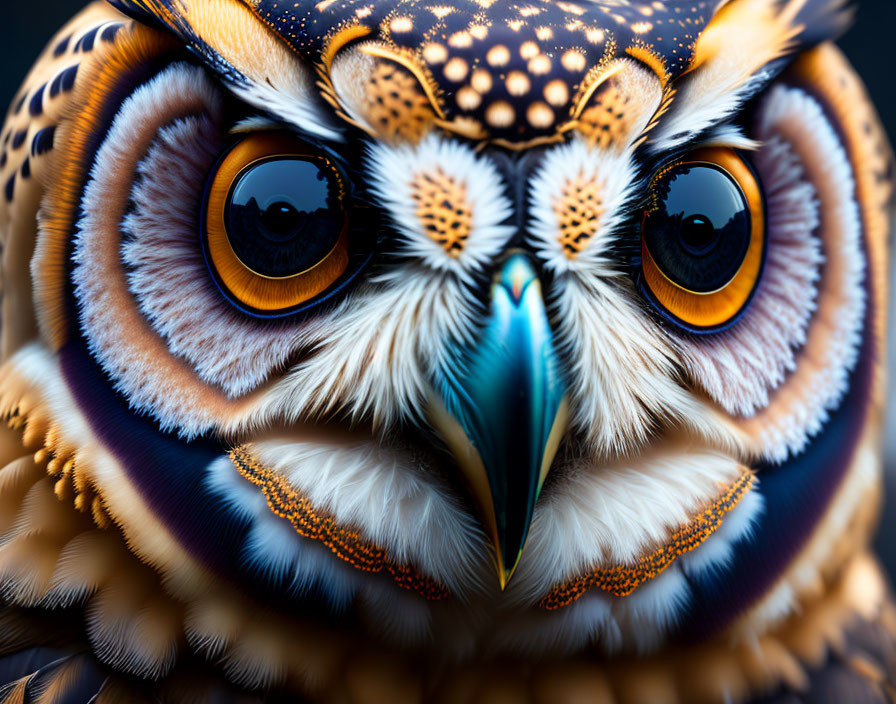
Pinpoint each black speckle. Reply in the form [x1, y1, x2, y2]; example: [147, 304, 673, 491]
[20, 159, 30, 179]
[101, 23, 123, 42]
[53, 34, 71, 57]
[12, 94, 26, 115]
[0, 152, 6, 169]
[75, 27, 100, 53]
[11, 130, 28, 150]
[31, 126, 55, 157]
[4, 174, 15, 202]
[49, 65, 78, 98]
[28, 85, 45, 117]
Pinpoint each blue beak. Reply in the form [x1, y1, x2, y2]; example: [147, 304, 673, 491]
[430, 252, 569, 589]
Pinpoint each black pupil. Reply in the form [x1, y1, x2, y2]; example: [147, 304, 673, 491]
[262, 201, 303, 241]
[225, 157, 344, 278]
[679, 214, 716, 254]
[643, 163, 752, 293]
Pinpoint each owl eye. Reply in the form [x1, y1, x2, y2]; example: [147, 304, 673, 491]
[640, 148, 766, 332]
[203, 132, 352, 316]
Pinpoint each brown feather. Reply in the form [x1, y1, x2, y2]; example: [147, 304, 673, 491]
[0, 674, 36, 704]
[93, 677, 157, 704]
[32, 656, 86, 704]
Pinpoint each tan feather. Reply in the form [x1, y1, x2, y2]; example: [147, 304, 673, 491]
[33, 656, 86, 704]
[0, 673, 36, 704]
[0, 457, 43, 535]
[93, 677, 156, 704]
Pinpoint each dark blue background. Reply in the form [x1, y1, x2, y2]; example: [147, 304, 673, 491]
[2, 0, 895, 577]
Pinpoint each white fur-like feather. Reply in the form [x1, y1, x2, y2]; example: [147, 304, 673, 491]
[121, 114, 311, 398]
[528, 137, 638, 276]
[651, 0, 799, 152]
[744, 85, 865, 461]
[510, 448, 751, 604]
[72, 63, 242, 436]
[244, 436, 488, 595]
[365, 134, 515, 283]
[677, 132, 823, 417]
[206, 456, 363, 610]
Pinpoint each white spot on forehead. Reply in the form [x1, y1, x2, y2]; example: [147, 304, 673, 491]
[457, 86, 482, 110]
[487, 44, 511, 66]
[390, 16, 413, 32]
[520, 41, 540, 59]
[429, 5, 454, 19]
[471, 68, 493, 93]
[529, 55, 552, 75]
[485, 101, 516, 127]
[422, 42, 448, 63]
[544, 79, 569, 107]
[527, 101, 555, 128]
[444, 57, 469, 82]
[449, 31, 474, 48]
[528, 136, 639, 274]
[506, 71, 532, 96]
[470, 24, 489, 39]
[562, 49, 587, 72]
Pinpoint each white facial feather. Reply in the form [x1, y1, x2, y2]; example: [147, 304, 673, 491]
[209, 429, 761, 657]
[181, 0, 342, 141]
[122, 113, 322, 399]
[741, 85, 865, 462]
[243, 436, 487, 595]
[676, 129, 823, 417]
[365, 133, 515, 282]
[528, 136, 639, 275]
[254, 266, 481, 430]
[206, 456, 364, 610]
[477, 485, 762, 657]
[71, 63, 237, 437]
[549, 271, 739, 457]
[512, 448, 750, 602]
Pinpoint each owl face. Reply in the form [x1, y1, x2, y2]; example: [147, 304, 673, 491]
[0, 0, 891, 695]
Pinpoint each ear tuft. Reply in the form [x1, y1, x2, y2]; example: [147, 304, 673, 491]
[105, 0, 173, 32]
[789, 0, 855, 46]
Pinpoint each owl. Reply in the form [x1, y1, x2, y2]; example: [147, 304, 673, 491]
[0, 0, 891, 701]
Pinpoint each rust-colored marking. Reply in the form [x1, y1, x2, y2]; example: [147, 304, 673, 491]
[411, 168, 472, 256]
[539, 471, 755, 609]
[230, 446, 451, 601]
[555, 175, 606, 257]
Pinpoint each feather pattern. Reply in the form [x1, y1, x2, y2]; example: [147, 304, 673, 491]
[0, 675, 36, 704]
[0, 1, 889, 703]
[31, 656, 87, 704]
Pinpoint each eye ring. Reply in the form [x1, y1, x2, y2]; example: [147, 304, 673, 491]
[202, 132, 360, 318]
[639, 148, 767, 333]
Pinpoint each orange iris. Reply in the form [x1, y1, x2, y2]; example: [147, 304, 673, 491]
[203, 132, 350, 314]
[641, 148, 765, 330]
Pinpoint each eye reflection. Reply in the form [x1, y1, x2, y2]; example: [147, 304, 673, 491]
[202, 131, 357, 316]
[226, 158, 345, 279]
[643, 163, 751, 294]
[639, 148, 766, 332]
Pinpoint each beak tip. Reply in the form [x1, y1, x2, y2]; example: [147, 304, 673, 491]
[495, 552, 522, 592]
